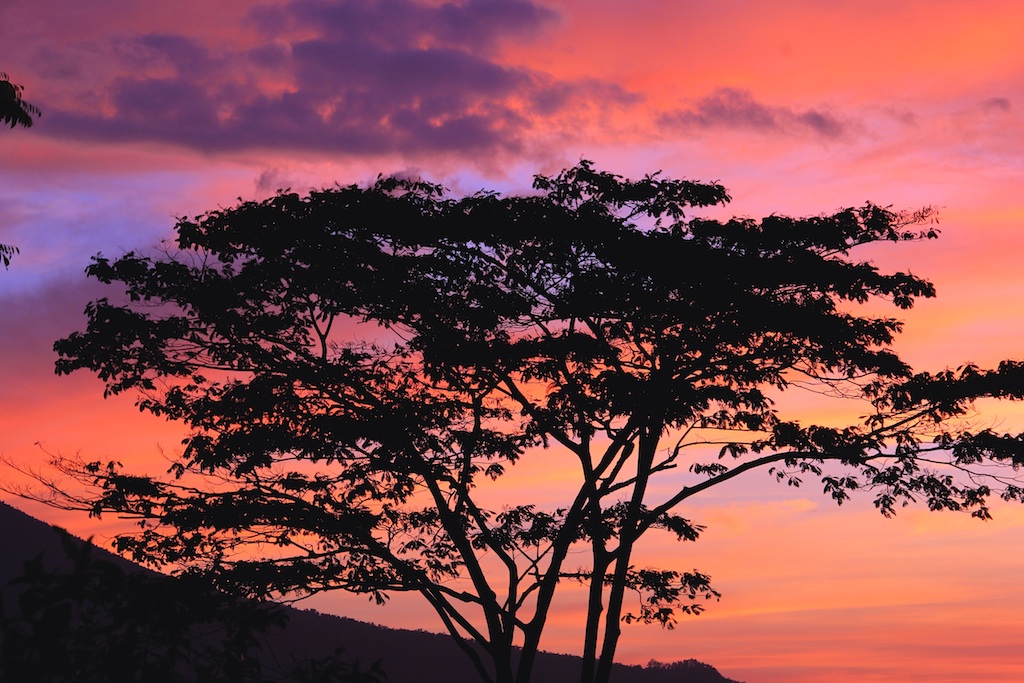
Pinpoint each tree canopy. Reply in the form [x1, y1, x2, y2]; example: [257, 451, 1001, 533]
[0, 71, 39, 270]
[28, 161, 1024, 683]
[0, 72, 40, 129]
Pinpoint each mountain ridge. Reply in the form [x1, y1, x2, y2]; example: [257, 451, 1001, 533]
[0, 500, 742, 683]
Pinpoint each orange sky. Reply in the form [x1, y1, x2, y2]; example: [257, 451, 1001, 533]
[3, 1, 1024, 681]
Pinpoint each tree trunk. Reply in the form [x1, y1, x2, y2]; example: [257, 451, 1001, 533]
[594, 425, 657, 683]
[579, 546, 609, 683]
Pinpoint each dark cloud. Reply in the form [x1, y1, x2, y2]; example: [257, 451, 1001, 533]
[39, 0, 621, 158]
[290, 39, 523, 102]
[981, 96, 1012, 112]
[252, 0, 556, 53]
[661, 88, 844, 139]
[136, 33, 220, 75]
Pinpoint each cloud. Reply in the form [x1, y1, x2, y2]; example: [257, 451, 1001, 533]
[135, 33, 222, 76]
[981, 96, 1012, 112]
[252, 0, 557, 54]
[35, 0, 636, 158]
[660, 88, 845, 139]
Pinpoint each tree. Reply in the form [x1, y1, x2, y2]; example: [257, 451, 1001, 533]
[0, 243, 16, 270]
[0, 72, 39, 269]
[23, 161, 1024, 683]
[0, 72, 40, 129]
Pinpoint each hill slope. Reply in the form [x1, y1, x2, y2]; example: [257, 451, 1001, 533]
[0, 501, 741, 683]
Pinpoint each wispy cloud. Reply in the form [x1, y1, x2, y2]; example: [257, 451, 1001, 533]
[981, 96, 1012, 112]
[660, 88, 844, 139]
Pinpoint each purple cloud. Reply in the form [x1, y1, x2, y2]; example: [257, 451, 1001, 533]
[257, 0, 557, 53]
[136, 33, 221, 75]
[661, 88, 844, 139]
[38, 0, 634, 158]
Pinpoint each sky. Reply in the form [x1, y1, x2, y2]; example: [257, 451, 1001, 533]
[2, 1, 1024, 681]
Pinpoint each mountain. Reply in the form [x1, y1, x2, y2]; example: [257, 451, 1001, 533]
[0, 501, 742, 683]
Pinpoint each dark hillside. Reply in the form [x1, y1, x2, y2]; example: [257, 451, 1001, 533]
[269, 607, 742, 683]
[0, 501, 741, 683]
[0, 502, 147, 576]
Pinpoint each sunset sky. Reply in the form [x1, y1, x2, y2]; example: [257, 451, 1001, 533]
[3, 1, 1024, 681]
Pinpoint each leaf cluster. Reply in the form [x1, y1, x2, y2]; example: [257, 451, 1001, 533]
[0, 72, 40, 129]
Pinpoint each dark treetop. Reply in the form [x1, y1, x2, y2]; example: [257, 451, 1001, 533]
[0, 72, 38, 269]
[0, 72, 39, 130]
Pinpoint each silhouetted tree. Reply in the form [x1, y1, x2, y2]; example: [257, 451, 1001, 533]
[0, 73, 40, 129]
[24, 161, 1024, 683]
[0, 244, 15, 270]
[0, 72, 38, 269]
